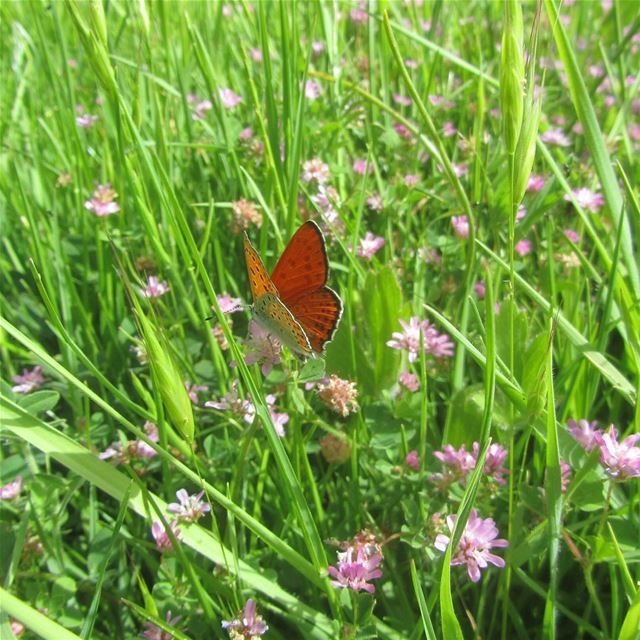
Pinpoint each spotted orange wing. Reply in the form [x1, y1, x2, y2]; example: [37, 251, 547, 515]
[270, 221, 329, 304]
[284, 287, 343, 353]
[244, 232, 278, 301]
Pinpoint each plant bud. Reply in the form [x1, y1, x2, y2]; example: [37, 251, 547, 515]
[500, 0, 525, 155]
[138, 312, 195, 442]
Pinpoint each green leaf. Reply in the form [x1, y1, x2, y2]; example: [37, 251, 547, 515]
[363, 266, 402, 393]
[16, 390, 60, 415]
[522, 332, 550, 421]
[298, 357, 326, 384]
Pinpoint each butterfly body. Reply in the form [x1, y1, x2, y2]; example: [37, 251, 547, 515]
[244, 221, 342, 355]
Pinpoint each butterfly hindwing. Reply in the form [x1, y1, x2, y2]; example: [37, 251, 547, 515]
[244, 233, 279, 301]
[270, 221, 329, 304]
[254, 292, 312, 354]
[284, 287, 343, 353]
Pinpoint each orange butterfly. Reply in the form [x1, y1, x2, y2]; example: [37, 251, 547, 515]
[243, 221, 343, 355]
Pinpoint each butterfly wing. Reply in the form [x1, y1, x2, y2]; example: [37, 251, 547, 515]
[270, 221, 329, 303]
[254, 292, 312, 354]
[244, 232, 279, 302]
[284, 287, 343, 353]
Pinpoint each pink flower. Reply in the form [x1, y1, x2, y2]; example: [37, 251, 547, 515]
[231, 199, 262, 232]
[84, 183, 120, 217]
[140, 275, 170, 298]
[567, 418, 601, 451]
[474, 280, 486, 298]
[387, 317, 425, 363]
[560, 459, 571, 493]
[418, 247, 442, 264]
[405, 58, 419, 69]
[393, 94, 412, 106]
[266, 394, 289, 437]
[167, 489, 211, 523]
[366, 193, 383, 212]
[75, 104, 99, 128]
[242, 320, 282, 376]
[349, 2, 368, 23]
[12, 366, 46, 394]
[473, 442, 509, 485]
[205, 381, 256, 424]
[527, 174, 545, 192]
[399, 371, 420, 392]
[393, 122, 415, 142]
[142, 611, 182, 640]
[433, 444, 476, 482]
[317, 375, 359, 417]
[564, 228, 580, 243]
[191, 99, 213, 121]
[184, 381, 208, 404]
[305, 79, 322, 100]
[249, 48, 263, 62]
[452, 162, 469, 177]
[0, 475, 23, 500]
[540, 128, 571, 146]
[387, 317, 454, 362]
[311, 186, 344, 233]
[239, 127, 253, 141]
[100, 421, 159, 464]
[151, 519, 182, 553]
[451, 215, 469, 239]
[312, 41, 325, 55]
[404, 174, 419, 187]
[516, 203, 527, 221]
[216, 294, 243, 314]
[218, 88, 243, 109]
[595, 426, 640, 480]
[353, 159, 368, 175]
[357, 232, 385, 260]
[515, 239, 532, 256]
[434, 510, 508, 582]
[301, 158, 330, 185]
[405, 450, 420, 471]
[328, 537, 383, 593]
[222, 599, 268, 638]
[564, 187, 605, 213]
[443, 121, 457, 137]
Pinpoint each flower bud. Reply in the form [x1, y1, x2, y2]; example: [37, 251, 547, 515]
[500, 0, 525, 155]
[513, 93, 542, 206]
[138, 312, 195, 442]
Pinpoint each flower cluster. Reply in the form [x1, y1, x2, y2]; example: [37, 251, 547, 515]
[11, 366, 46, 394]
[328, 530, 383, 593]
[221, 599, 268, 639]
[84, 183, 120, 217]
[430, 441, 508, 489]
[242, 321, 282, 376]
[568, 419, 640, 481]
[0, 475, 23, 500]
[167, 489, 210, 523]
[205, 381, 256, 424]
[100, 421, 159, 466]
[316, 374, 359, 417]
[231, 199, 262, 233]
[434, 510, 508, 582]
[150, 519, 182, 553]
[387, 317, 454, 363]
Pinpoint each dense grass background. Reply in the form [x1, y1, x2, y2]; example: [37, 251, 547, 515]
[1, 1, 639, 638]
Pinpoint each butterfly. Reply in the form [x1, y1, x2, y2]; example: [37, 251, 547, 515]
[243, 221, 343, 355]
